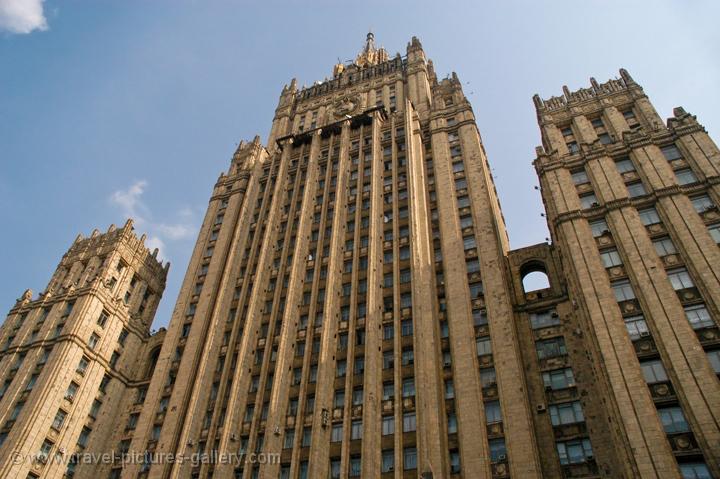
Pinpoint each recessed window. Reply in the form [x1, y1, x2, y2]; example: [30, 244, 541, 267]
[556, 438, 593, 465]
[653, 237, 677, 256]
[667, 268, 694, 291]
[589, 219, 609, 238]
[658, 406, 689, 434]
[535, 337, 567, 359]
[529, 310, 560, 329]
[675, 168, 698, 185]
[542, 368, 575, 390]
[579, 193, 598, 209]
[684, 304, 714, 329]
[640, 359, 668, 383]
[614, 157, 636, 173]
[600, 249, 622, 268]
[691, 195, 715, 214]
[626, 181, 646, 198]
[571, 170, 589, 185]
[611, 279, 635, 302]
[638, 207, 660, 226]
[660, 144, 682, 161]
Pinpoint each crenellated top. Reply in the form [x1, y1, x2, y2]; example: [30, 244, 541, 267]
[68, 219, 169, 276]
[533, 69, 639, 113]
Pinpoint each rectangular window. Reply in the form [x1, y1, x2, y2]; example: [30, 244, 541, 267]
[529, 310, 560, 329]
[571, 170, 589, 185]
[549, 401, 585, 426]
[684, 304, 714, 329]
[638, 207, 661, 225]
[600, 249, 622, 268]
[624, 315, 649, 340]
[556, 438, 593, 465]
[675, 168, 698, 185]
[485, 400, 502, 424]
[535, 337, 567, 359]
[589, 219, 609, 238]
[653, 237, 677, 256]
[381, 450, 394, 473]
[708, 224, 720, 244]
[615, 157, 635, 173]
[611, 279, 635, 302]
[667, 268, 694, 291]
[661, 144, 682, 161]
[476, 337, 492, 356]
[542, 368, 575, 390]
[580, 193, 598, 209]
[382, 416, 394, 435]
[640, 359, 668, 384]
[626, 181, 647, 198]
[403, 412, 416, 431]
[404, 447, 417, 470]
[692, 195, 715, 213]
[350, 420, 362, 440]
[658, 406, 689, 433]
[402, 378, 415, 398]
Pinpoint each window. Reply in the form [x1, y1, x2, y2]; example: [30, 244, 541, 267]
[589, 219, 609, 238]
[330, 424, 343, 443]
[450, 450, 461, 474]
[382, 415, 394, 435]
[89, 333, 100, 350]
[561, 126, 573, 137]
[684, 304, 714, 329]
[641, 359, 668, 384]
[542, 368, 575, 390]
[530, 310, 560, 329]
[39, 439, 53, 460]
[580, 193, 598, 209]
[535, 337, 567, 359]
[567, 141, 579, 154]
[615, 157, 635, 173]
[383, 381, 394, 401]
[676, 168, 698, 185]
[653, 237, 677, 256]
[402, 378, 415, 398]
[76, 356, 90, 375]
[401, 348, 414, 366]
[638, 207, 660, 226]
[571, 170, 589, 185]
[680, 463, 712, 479]
[381, 449, 394, 473]
[65, 382, 79, 402]
[624, 315, 649, 340]
[709, 224, 720, 244]
[404, 447, 417, 470]
[77, 426, 91, 447]
[349, 456, 361, 477]
[661, 144, 682, 161]
[403, 412, 416, 432]
[598, 133, 613, 145]
[485, 400, 502, 424]
[489, 438, 507, 462]
[336, 360, 346, 377]
[556, 438, 593, 465]
[351, 420, 362, 440]
[707, 350, 720, 374]
[52, 409, 66, 430]
[667, 268, 694, 290]
[476, 337, 492, 356]
[549, 401, 585, 426]
[658, 406, 689, 433]
[97, 310, 109, 328]
[600, 249, 622, 268]
[692, 195, 715, 213]
[401, 319, 413, 336]
[611, 279, 635, 302]
[626, 182, 646, 198]
[383, 352, 394, 369]
[480, 369, 497, 390]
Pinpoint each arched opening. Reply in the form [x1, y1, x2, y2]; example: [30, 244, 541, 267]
[521, 261, 551, 293]
[146, 347, 161, 379]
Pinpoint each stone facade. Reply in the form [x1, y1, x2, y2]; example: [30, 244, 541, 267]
[0, 34, 718, 479]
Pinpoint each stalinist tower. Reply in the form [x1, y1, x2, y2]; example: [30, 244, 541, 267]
[0, 33, 718, 479]
[113, 34, 543, 479]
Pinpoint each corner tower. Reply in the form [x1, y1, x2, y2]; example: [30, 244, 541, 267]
[0, 220, 168, 478]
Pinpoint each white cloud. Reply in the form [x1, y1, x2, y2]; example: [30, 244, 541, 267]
[110, 179, 197, 260]
[0, 0, 48, 34]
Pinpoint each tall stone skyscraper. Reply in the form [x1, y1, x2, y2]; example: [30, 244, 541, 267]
[0, 221, 168, 478]
[0, 34, 718, 479]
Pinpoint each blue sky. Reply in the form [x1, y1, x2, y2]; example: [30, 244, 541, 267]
[1, 1, 719, 329]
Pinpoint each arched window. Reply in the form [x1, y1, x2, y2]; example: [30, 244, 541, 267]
[146, 347, 161, 379]
[521, 261, 550, 293]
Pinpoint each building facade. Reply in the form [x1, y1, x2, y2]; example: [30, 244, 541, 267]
[0, 34, 718, 479]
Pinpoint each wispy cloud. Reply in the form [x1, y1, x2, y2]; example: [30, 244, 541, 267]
[0, 0, 48, 34]
[110, 180, 197, 260]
